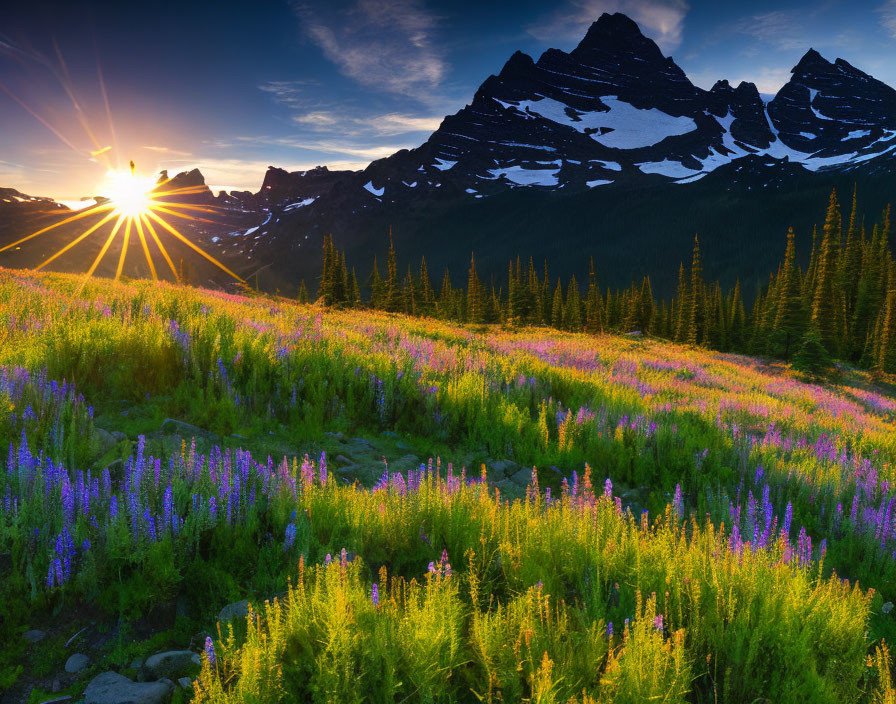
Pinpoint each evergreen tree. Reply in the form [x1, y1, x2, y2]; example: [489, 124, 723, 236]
[368, 257, 384, 309]
[686, 236, 704, 345]
[350, 269, 361, 307]
[466, 253, 484, 323]
[551, 281, 564, 329]
[585, 257, 603, 334]
[774, 227, 806, 358]
[419, 256, 434, 314]
[674, 262, 688, 342]
[384, 231, 402, 312]
[564, 275, 583, 331]
[811, 189, 843, 353]
[297, 279, 309, 304]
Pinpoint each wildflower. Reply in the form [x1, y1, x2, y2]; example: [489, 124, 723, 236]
[604, 477, 612, 498]
[325, 553, 332, 565]
[371, 583, 379, 607]
[205, 636, 216, 666]
[654, 614, 664, 632]
[607, 622, 613, 639]
[284, 522, 296, 551]
[82, 538, 90, 552]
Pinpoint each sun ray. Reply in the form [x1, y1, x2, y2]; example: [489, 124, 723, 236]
[133, 216, 158, 281]
[114, 217, 133, 281]
[0, 204, 114, 253]
[36, 210, 118, 270]
[149, 205, 222, 226]
[145, 210, 244, 282]
[82, 215, 126, 282]
[140, 214, 179, 281]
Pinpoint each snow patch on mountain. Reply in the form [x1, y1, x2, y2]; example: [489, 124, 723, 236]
[363, 181, 385, 196]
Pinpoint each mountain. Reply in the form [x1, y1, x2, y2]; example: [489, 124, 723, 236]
[214, 12, 896, 296]
[4, 14, 896, 295]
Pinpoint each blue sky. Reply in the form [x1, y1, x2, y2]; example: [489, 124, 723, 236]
[2, 0, 895, 199]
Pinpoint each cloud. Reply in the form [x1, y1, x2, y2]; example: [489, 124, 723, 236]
[290, 110, 443, 137]
[879, 1, 896, 38]
[529, 0, 690, 53]
[292, 0, 446, 97]
[732, 11, 808, 51]
[234, 136, 407, 161]
[141, 145, 193, 156]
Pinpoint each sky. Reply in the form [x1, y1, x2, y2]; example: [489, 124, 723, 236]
[1, 0, 895, 200]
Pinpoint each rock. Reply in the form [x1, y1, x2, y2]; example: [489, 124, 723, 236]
[491, 459, 521, 477]
[110, 430, 128, 443]
[509, 468, 534, 487]
[380, 430, 399, 438]
[130, 657, 145, 670]
[142, 650, 200, 680]
[218, 599, 249, 623]
[178, 677, 193, 690]
[41, 697, 73, 704]
[188, 631, 211, 651]
[389, 454, 420, 473]
[324, 431, 345, 441]
[65, 653, 90, 673]
[84, 671, 172, 704]
[883, 601, 893, 614]
[23, 629, 46, 643]
[334, 455, 353, 465]
[348, 437, 374, 449]
[161, 418, 213, 439]
[52, 676, 62, 692]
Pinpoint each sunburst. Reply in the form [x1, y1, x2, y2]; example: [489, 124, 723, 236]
[0, 161, 245, 286]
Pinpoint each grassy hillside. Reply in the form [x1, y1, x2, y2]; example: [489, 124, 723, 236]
[1, 268, 895, 703]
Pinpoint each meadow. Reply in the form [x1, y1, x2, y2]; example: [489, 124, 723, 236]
[1, 267, 895, 703]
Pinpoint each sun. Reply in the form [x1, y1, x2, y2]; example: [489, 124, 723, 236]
[103, 167, 155, 217]
[0, 160, 245, 286]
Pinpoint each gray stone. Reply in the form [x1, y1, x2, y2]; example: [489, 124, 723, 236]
[130, 657, 145, 670]
[23, 629, 46, 643]
[509, 468, 534, 487]
[84, 671, 172, 704]
[218, 599, 249, 623]
[178, 677, 193, 690]
[324, 431, 345, 441]
[65, 653, 90, 673]
[491, 459, 521, 477]
[41, 697, 73, 704]
[380, 430, 399, 438]
[142, 650, 200, 680]
[161, 418, 213, 439]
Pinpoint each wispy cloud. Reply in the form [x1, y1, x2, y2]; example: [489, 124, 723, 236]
[879, 1, 896, 38]
[732, 11, 808, 51]
[529, 0, 691, 53]
[234, 136, 407, 161]
[141, 145, 193, 156]
[292, 0, 447, 97]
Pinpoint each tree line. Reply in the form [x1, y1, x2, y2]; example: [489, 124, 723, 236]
[305, 188, 894, 375]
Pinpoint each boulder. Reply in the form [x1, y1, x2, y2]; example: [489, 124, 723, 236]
[324, 431, 345, 441]
[491, 460, 521, 477]
[161, 418, 214, 439]
[218, 599, 249, 623]
[380, 430, 399, 438]
[142, 650, 200, 680]
[509, 468, 534, 487]
[23, 629, 46, 643]
[84, 671, 172, 704]
[178, 677, 193, 690]
[65, 653, 90, 673]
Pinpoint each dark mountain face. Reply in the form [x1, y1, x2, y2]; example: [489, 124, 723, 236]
[210, 12, 896, 296]
[4, 13, 896, 296]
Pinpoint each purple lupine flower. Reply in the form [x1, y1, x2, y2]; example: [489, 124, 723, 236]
[109, 495, 118, 521]
[319, 452, 327, 486]
[46, 561, 55, 589]
[205, 637, 216, 666]
[82, 538, 90, 552]
[607, 622, 613, 639]
[673, 484, 683, 517]
[53, 558, 63, 586]
[325, 553, 332, 565]
[782, 502, 792, 537]
[284, 523, 296, 551]
[604, 478, 612, 498]
[208, 496, 217, 522]
[654, 614, 664, 632]
[163, 485, 173, 533]
[371, 583, 379, 607]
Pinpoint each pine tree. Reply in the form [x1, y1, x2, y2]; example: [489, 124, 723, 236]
[637, 276, 654, 334]
[877, 289, 896, 373]
[297, 279, 309, 304]
[585, 257, 603, 334]
[368, 257, 384, 309]
[774, 227, 806, 358]
[674, 262, 688, 342]
[438, 268, 454, 319]
[466, 253, 484, 323]
[419, 256, 434, 314]
[811, 189, 843, 352]
[350, 269, 361, 307]
[384, 230, 402, 312]
[686, 236, 704, 345]
[551, 281, 564, 329]
[564, 275, 582, 331]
